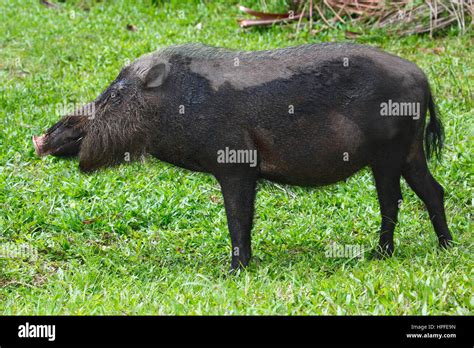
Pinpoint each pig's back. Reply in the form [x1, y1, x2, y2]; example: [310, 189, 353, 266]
[163, 43, 427, 186]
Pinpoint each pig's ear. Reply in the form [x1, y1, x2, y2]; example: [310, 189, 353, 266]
[144, 63, 168, 88]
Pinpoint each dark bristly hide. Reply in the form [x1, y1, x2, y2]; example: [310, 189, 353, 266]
[33, 43, 453, 271]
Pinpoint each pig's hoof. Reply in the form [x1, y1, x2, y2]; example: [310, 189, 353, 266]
[439, 236, 453, 249]
[369, 245, 393, 260]
[227, 267, 242, 276]
[224, 266, 246, 278]
[227, 260, 249, 275]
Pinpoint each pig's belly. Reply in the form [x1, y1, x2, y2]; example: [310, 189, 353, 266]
[252, 113, 369, 186]
[258, 149, 369, 187]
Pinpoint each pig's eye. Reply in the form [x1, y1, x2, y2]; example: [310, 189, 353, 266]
[110, 91, 121, 105]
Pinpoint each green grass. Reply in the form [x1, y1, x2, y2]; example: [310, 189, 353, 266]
[0, 0, 472, 315]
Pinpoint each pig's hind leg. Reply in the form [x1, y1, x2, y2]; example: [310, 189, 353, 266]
[370, 145, 405, 258]
[402, 148, 453, 248]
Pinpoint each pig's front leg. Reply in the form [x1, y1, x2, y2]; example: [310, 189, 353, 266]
[216, 170, 258, 271]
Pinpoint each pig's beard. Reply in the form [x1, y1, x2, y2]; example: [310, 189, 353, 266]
[78, 95, 150, 172]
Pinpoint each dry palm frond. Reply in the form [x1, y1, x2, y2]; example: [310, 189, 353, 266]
[237, 0, 472, 36]
[237, 5, 305, 27]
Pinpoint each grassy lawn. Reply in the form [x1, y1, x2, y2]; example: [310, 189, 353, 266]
[0, 0, 472, 315]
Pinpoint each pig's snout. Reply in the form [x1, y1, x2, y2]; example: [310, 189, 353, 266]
[32, 135, 46, 157]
